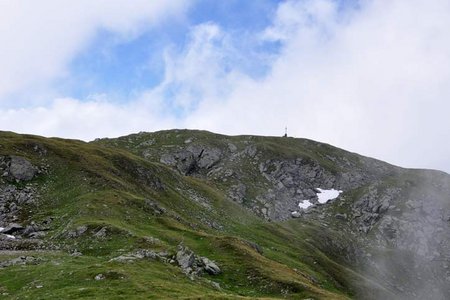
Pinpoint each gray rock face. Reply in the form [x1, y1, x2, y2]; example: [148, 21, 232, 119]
[160, 146, 222, 175]
[257, 159, 338, 220]
[304, 169, 450, 299]
[8, 156, 37, 181]
[0, 184, 38, 229]
[161, 150, 197, 175]
[158, 139, 392, 221]
[176, 245, 195, 270]
[0, 181, 45, 250]
[195, 148, 221, 169]
[228, 184, 246, 204]
[351, 185, 400, 234]
[2, 223, 24, 234]
[0, 156, 37, 182]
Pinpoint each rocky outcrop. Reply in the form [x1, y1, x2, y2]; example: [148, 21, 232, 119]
[0, 184, 39, 236]
[0, 256, 42, 268]
[256, 159, 336, 220]
[0, 156, 37, 182]
[176, 245, 195, 269]
[110, 249, 170, 263]
[175, 245, 221, 277]
[302, 169, 450, 299]
[228, 184, 246, 204]
[158, 140, 390, 221]
[351, 185, 400, 234]
[201, 257, 221, 275]
[2, 223, 24, 234]
[160, 146, 222, 175]
[0, 158, 42, 246]
[110, 245, 221, 278]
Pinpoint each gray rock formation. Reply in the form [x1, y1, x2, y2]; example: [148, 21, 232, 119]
[0, 256, 41, 268]
[201, 257, 221, 275]
[228, 184, 246, 204]
[8, 156, 37, 181]
[175, 244, 221, 277]
[2, 223, 24, 234]
[0, 184, 39, 237]
[160, 146, 222, 175]
[67, 225, 88, 238]
[0, 156, 37, 182]
[176, 245, 195, 270]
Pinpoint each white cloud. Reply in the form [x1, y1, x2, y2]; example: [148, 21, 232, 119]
[0, 97, 177, 140]
[183, 0, 450, 172]
[0, 0, 191, 105]
[1, 0, 450, 173]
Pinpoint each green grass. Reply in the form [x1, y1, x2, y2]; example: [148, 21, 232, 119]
[0, 129, 408, 299]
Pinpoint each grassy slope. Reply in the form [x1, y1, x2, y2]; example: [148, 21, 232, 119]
[0, 130, 393, 299]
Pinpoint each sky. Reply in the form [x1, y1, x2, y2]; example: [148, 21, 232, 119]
[0, 0, 449, 173]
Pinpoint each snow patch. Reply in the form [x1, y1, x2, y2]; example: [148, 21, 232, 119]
[0, 227, 4, 232]
[316, 188, 342, 204]
[298, 200, 313, 209]
[5, 234, 15, 239]
[294, 189, 343, 216]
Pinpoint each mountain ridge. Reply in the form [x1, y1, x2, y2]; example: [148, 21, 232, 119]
[0, 129, 449, 299]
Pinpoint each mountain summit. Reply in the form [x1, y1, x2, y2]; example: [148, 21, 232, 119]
[0, 129, 449, 299]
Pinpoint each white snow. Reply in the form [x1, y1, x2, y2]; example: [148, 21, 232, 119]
[0, 227, 4, 232]
[295, 188, 343, 212]
[298, 200, 313, 209]
[5, 234, 15, 239]
[316, 188, 342, 204]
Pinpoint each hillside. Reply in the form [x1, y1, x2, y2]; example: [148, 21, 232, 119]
[0, 129, 449, 299]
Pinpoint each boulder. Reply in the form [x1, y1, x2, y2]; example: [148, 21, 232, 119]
[291, 211, 302, 218]
[201, 257, 221, 275]
[8, 156, 37, 181]
[197, 148, 221, 169]
[94, 274, 105, 280]
[93, 227, 107, 238]
[176, 246, 195, 270]
[23, 223, 40, 236]
[2, 223, 24, 234]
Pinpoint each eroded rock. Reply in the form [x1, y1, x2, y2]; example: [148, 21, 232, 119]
[1, 156, 37, 182]
[160, 146, 222, 175]
[176, 245, 195, 270]
[201, 257, 221, 275]
[0, 256, 41, 268]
